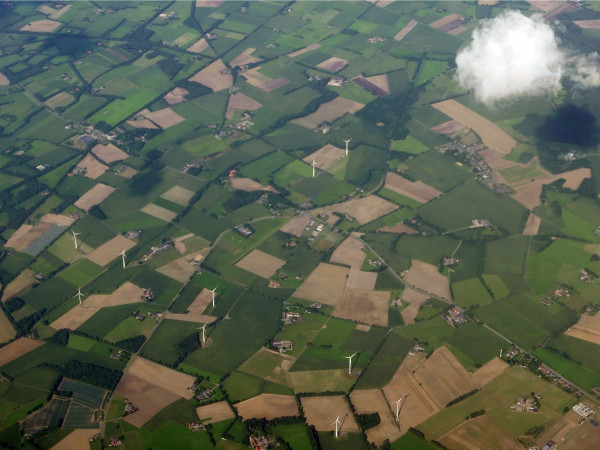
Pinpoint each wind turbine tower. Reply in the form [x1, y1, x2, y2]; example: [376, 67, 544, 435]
[120, 249, 126, 269]
[74, 288, 84, 306]
[345, 352, 358, 375]
[333, 416, 341, 438]
[71, 230, 81, 250]
[312, 159, 316, 178]
[343, 138, 351, 157]
[211, 287, 218, 307]
[199, 324, 208, 344]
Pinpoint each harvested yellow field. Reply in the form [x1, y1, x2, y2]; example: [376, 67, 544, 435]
[230, 47, 261, 67]
[157, 255, 197, 283]
[230, 177, 276, 192]
[163, 87, 189, 105]
[301, 396, 359, 432]
[432, 100, 516, 155]
[316, 57, 349, 72]
[21, 19, 61, 33]
[394, 19, 418, 41]
[141, 203, 178, 222]
[291, 97, 364, 129]
[226, 93, 262, 119]
[315, 195, 398, 225]
[164, 313, 216, 324]
[429, 13, 462, 29]
[187, 38, 209, 53]
[126, 118, 158, 129]
[86, 282, 144, 308]
[294, 263, 349, 305]
[330, 237, 365, 269]
[1, 269, 35, 302]
[400, 288, 430, 325]
[51, 429, 99, 450]
[50, 305, 99, 331]
[303, 144, 346, 171]
[188, 59, 233, 92]
[471, 357, 510, 388]
[86, 234, 136, 266]
[45, 91, 75, 108]
[48, 4, 71, 19]
[288, 43, 322, 58]
[350, 389, 401, 446]
[522, 212, 541, 235]
[378, 223, 418, 235]
[0, 310, 14, 343]
[280, 216, 310, 237]
[196, 401, 235, 424]
[536, 417, 579, 448]
[235, 394, 299, 420]
[0, 337, 44, 367]
[118, 167, 138, 179]
[242, 66, 289, 92]
[385, 172, 443, 203]
[144, 107, 185, 129]
[91, 143, 128, 163]
[235, 249, 286, 279]
[362, 74, 390, 94]
[345, 269, 377, 290]
[76, 154, 108, 179]
[74, 183, 115, 211]
[174, 233, 195, 254]
[0, 72, 8, 85]
[129, 357, 195, 398]
[185, 288, 214, 315]
[332, 287, 389, 327]
[4, 225, 34, 251]
[574, 20, 600, 29]
[41, 214, 76, 226]
[404, 260, 451, 301]
[439, 415, 520, 450]
[564, 312, 600, 345]
[196, 0, 224, 7]
[36, 4, 57, 15]
[161, 185, 195, 206]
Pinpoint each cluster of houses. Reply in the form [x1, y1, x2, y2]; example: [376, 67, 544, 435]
[580, 269, 595, 283]
[509, 394, 539, 413]
[282, 310, 301, 325]
[538, 365, 583, 396]
[107, 437, 123, 447]
[141, 289, 155, 302]
[443, 306, 467, 327]
[552, 288, 571, 298]
[143, 239, 174, 261]
[185, 421, 206, 431]
[132, 310, 162, 321]
[250, 435, 275, 450]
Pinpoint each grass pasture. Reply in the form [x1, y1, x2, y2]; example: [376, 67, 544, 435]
[451, 278, 493, 308]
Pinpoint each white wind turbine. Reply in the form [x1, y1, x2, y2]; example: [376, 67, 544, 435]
[343, 138, 351, 156]
[71, 230, 81, 250]
[211, 287, 218, 307]
[120, 249, 126, 269]
[312, 159, 316, 178]
[345, 352, 358, 375]
[333, 415, 341, 438]
[395, 393, 409, 422]
[199, 324, 208, 344]
[74, 288, 84, 306]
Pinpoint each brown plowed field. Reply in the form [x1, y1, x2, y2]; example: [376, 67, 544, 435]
[280, 216, 310, 237]
[332, 287, 389, 326]
[163, 87, 189, 105]
[292, 97, 364, 129]
[74, 184, 115, 212]
[536, 415, 579, 448]
[471, 357, 510, 388]
[156, 255, 196, 283]
[50, 305, 99, 331]
[561, 420, 600, 450]
[5, 223, 52, 252]
[161, 186, 195, 206]
[316, 57, 349, 72]
[294, 263, 349, 306]
[230, 47, 261, 67]
[141, 203, 178, 222]
[511, 168, 591, 209]
[188, 59, 233, 92]
[394, 20, 418, 41]
[330, 237, 365, 268]
[187, 38, 209, 53]
[439, 415, 519, 450]
[363, 74, 389, 94]
[196, 401, 235, 424]
[288, 43, 322, 57]
[126, 119, 158, 129]
[350, 389, 401, 446]
[76, 154, 108, 179]
[432, 100, 516, 155]
[51, 429, 99, 450]
[235, 394, 299, 420]
[315, 195, 397, 225]
[91, 143, 128, 163]
[303, 144, 346, 171]
[230, 177, 277, 192]
[414, 347, 476, 409]
[21, 19, 61, 32]
[174, 233, 195, 254]
[377, 223, 418, 234]
[242, 67, 289, 92]
[0, 337, 44, 367]
[404, 260, 451, 301]
[385, 172, 443, 203]
[127, 357, 195, 398]
[345, 269, 377, 290]
[400, 288, 430, 325]
[522, 212, 541, 235]
[225, 93, 262, 119]
[84, 282, 145, 308]
[0, 72, 8, 85]
[235, 249, 286, 279]
[301, 396, 359, 432]
[1, 269, 35, 302]
[86, 234, 136, 266]
[574, 20, 600, 29]
[40, 214, 76, 226]
[144, 108, 185, 129]
[186, 289, 213, 315]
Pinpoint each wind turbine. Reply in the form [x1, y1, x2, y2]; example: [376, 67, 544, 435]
[345, 352, 358, 375]
[343, 138, 351, 156]
[211, 287, 218, 307]
[395, 393, 409, 422]
[198, 324, 208, 344]
[120, 249, 126, 269]
[333, 416, 341, 438]
[74, 288, 84, 306]
[312, 159, 316, 178]
[71, 230, 81, 250]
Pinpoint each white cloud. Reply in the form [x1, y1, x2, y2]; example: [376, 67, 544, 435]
[455, 10, 600, 105]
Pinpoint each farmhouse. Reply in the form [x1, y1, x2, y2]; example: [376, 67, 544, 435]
[272, 340, 293, 353]
[444, 306, 467, 327]
[573, 402, 594, 418]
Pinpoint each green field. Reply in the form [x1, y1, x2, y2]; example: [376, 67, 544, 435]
[451, 278, 494, 308]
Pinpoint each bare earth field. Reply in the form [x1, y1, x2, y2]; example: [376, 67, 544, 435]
[471, 357, 510, 388]
[5, 223, 52, 252]
[294, 263, 349, 306]
[1, 269, 35, 302]
[230, 177, 277, 193]
[439, 415, 519, 450]
[301, 396, 359, 432]
[432, 120, 465, 135]
[20, 19, 61, 33]
[280, 216, 310, 237]
[187, 38, 209, 53]
[84, 282, 145, 308]
[230, 47, 262, 67]
[378, 223, 418, 235]
[555, 416, 600, 450]
[363, 74, 390, 94]
[163, 87, 189, 105]
[303, 144, 346, 171]
[536, 413, 580, 448]
[118, 167, 138, 179]
[74, 183, 115, 212]
[161, 185, 195, 206]
[565, 311, 600, 344]
[0, 337, 44, 367]
[186, 289, 213, 315]
[141, 203, 178, 222]
[315, 195, 398, 225]
[242, 66, 289, 92]
[126, 118, 159, 129]
[196, 401, 235, 424]
[404, 260, 451, 301]
[164, 313, 216, 324]
[41, 214, 76, 226]
[174, 233, 195, 254]
[345, 269, 377, 290]
[574, 20, 600, 29]
[288, 43, 322, 58]
[36, 4, 57, 15]
[235, 249, 286, 279]
[157, 255, 197, 283]
[76, 154, 108, 179]
[385, 172, 443, 203]
[51, 429, 99, 450]
[225, 93, 262, 119]
[91, 143, 128, 163]
[394, 19, 418, 41]
[46, 92, 75, 109]
[86, 234, 136, 266]
[0, 72, 8, 85]
[189, 59, 233, 92]
[50, 305, 99, 331]
[432, 100, 516, 155]
[291, 97, 364, 129]
[144, 107, 186, 129]
[414, 347, 477, 409]
[196, 1, 224, 7]
[235, 394, 299, 420]
[522, 212, 541, 235]
[316, 57, 349, 72]
[332, 287, 389, 327]
[128, 357, 195, 398]
[330, 237, 365, 269]
[350, 389, 401, 446]
[400, 288, 430, 325]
